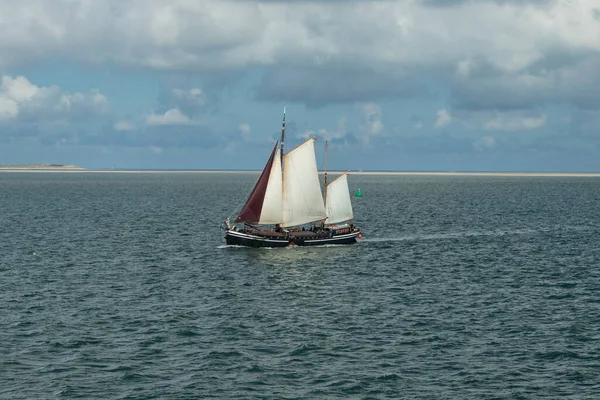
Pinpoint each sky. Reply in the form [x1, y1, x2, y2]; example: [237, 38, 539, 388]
[1, 0, 599, 171]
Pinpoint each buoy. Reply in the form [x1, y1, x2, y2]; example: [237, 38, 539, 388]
[355, 188, 362, 197]
[358, 233, 363, 239]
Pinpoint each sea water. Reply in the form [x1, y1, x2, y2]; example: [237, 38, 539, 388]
[1, 172, 599, 398]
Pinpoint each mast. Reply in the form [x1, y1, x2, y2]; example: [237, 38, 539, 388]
[323, 140, 329, 207]
[280, 106, 286, 166]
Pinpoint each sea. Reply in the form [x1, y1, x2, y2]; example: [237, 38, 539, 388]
[1, 172, 599, 399]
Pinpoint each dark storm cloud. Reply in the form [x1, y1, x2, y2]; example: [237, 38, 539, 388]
[450, 55, 600, 111]
[256, 66, 422, 106]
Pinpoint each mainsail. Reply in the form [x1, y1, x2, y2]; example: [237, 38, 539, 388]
[282, 138, 327, 227]
[236, 136, 329, 228]
[325, 173, 354, 224]
[236, 142, 282, 223]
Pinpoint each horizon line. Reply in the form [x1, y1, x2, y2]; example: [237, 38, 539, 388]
[2, 167, 600, 177]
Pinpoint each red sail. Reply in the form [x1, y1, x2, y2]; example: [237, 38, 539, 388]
[236, 142, 279, 223]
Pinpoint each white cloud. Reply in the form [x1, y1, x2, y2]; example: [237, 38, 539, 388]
[149, 145, 163, 154]
[114, 121, 135, 131]
[224, 142, 236, 155]
[360, 103, 384, 144]
[484, 114, 546, 131]
[239, 122, 251, 141]
[435, 109, 452, 128]
[146, 108, 193, 125]
[1, 1, 598, 73]
[0, 93, 19, 121]
[297, 117, 347, 143]
[172, 87, 205, 107]
[0, 75, 108, 124]
[456, 58, 476, 78]
[0, 1, 599, 109]
[474, 136, 496, 150]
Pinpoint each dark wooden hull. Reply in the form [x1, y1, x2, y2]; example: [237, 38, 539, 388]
[224, 228, 361, 248]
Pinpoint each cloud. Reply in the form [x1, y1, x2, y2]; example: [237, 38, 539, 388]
[455, 58, 476, 78]
[484, 114, 546, 131]
[358, 103, 384, 144]
[76, 123, 223, 149]
[239, 122, 251, 141]
[2, 1, 598, 106]
[474, 135, 496, 150]
[0, 0, 599, 126]
[257, 66, 421, 106]
[410, 114, 424, 130]
[157, 86, 207, 117]
[399, 132, 474, 154]
[0, 75, 108, 124]
[146, 108, 194, 125]
[435, 109, 452, 128]
[450, 56, 600, 111]
[173, 88, 204, 104]
[114, 121, 136, 131]
[363, 104, 384, 134]
[148, 145, 163, 154]
[297, 117, 348, 143]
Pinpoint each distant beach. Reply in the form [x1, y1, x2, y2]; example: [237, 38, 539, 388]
[343, 171, 600, 177]
[1, 167, 599, 177]
[0, 164, 84, 171]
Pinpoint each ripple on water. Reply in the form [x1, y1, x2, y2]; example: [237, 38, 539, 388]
[1, 173, 600, 399]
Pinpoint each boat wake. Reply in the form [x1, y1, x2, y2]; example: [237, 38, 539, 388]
[217, 244, 249, 249]
[360, 227, 555, 243]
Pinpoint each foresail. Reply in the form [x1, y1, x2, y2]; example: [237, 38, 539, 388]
[258, 148, 283, 224]
[325, 173, 354, 224]
[282, 138, 327, 227]
[236, 142, 279, 223]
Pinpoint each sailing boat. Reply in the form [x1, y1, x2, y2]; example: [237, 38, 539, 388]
[224, 109, 362, 247]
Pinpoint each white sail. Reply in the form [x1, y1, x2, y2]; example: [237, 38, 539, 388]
[282, 138, 327, 227]
[258, 148, 283, 224]
[325, 173, 354, 224]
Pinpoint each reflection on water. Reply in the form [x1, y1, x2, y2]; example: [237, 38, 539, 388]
[240, 243, 355, 266]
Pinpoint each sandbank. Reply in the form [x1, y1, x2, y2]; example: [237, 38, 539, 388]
[1, 168, 599, 177]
